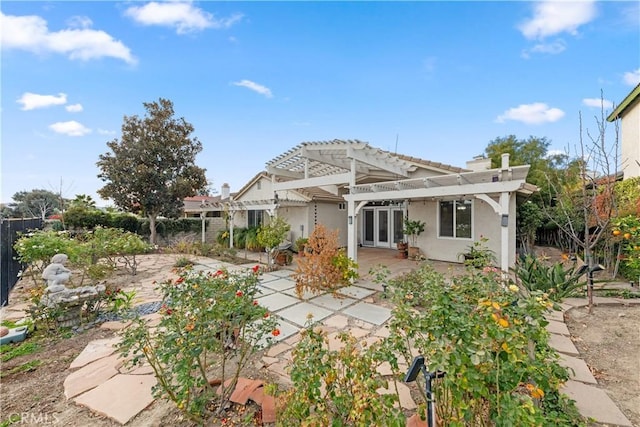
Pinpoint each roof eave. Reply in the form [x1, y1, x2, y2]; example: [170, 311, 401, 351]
[607, 83, 640, 122]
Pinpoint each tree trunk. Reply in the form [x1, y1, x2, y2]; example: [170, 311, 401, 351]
[148, 214, 157, 245]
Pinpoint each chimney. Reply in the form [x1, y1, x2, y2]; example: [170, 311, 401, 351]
[465, 155, 491, 172]
[221, 183, 230, 200]
[501, 153, 510, 170]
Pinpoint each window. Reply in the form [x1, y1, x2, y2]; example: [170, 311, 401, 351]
[338, 202, 346, 210]
[439, 200, 472, 239]
[248, 210, 263, 228]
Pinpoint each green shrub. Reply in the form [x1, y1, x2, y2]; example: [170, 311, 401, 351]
[117, 266, 277, 424]
[382, 265, 583, 426]
[276, 325, 405, 426]
[514, 255, 585, 301]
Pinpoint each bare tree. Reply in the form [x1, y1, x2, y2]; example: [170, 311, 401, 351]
[542, 95, 620, 312]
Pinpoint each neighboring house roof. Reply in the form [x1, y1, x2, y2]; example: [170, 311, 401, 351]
[607, 83, 640, 121]
[233, 171, 343, 203]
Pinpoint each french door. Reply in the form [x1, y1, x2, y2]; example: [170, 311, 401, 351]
[362, 207, 404, 248]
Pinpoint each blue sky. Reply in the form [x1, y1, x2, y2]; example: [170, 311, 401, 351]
[1, 1, 638, 205]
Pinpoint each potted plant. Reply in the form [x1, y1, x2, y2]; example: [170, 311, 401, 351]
[257, 216, 291, 269]
[457, 236, 496, 269]
[403, 218, 426, 258]
[295, 237, 309, 257]
[396, 241, 408, 258]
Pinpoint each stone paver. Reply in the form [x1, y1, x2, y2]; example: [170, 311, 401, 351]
[256, 293, 299, 312]
[546, 319, 570, 336]
[548, 333, 580, 357]
[558, 353, 597, 384]
[69, 337, 121, 369]
[377, 381, 417, 410]
[342, 301, 392, 325]
[561, 380, 633, 427]
[64, 354, 121, 399]
[260, 278, 296, 292]
[74, 374, 157, 425]
[336, 285, 376, 299]
[309, 293, 358, 310]
[277, 302, 333, 327]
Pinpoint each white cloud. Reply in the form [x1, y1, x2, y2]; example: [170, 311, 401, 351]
[519, 0, 597, 40]
[66, 103, 83, 112]
[0, 12, 136, 64]
[521, 39, 567, 58]
[496, 102, 565, 124]
[125, 2, 243, 34]
[17, 92, 67, 110]
[49, 120, 91, 136]
[67, 15, 93, 29]
[232, 80, 273, 98]
[97, 128, 116, 135]
[582, 98, 613, 109]
[623, 68, 640, 86]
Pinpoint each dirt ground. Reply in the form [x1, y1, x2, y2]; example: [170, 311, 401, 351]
[565, 304, 640, 427]
[2, 254, 639, 426]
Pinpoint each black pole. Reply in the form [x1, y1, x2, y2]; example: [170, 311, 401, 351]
[422, 368, 445, 427]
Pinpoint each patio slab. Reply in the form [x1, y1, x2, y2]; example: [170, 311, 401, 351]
[336, 285, 376, 300]
[259, 273, 281, 283]
[342, 302, 392, 325]
[64, 354, 121, 399]
[309, 294, 358, 311]
[282, 287, 319, 300]
[69, 337, 121, 370]
[256, 293, 300, 312]
[277, 302, 333, 327]
[74, 374, 157, 425]
[260, 278, 296, 292]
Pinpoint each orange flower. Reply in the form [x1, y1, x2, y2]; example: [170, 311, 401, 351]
[175, 277, 184, 284]
[271, 328, 281, 337]
[498, 318, 509, 328]
[185, 323, 195, 332]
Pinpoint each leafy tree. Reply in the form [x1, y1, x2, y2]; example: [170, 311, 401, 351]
[97, 98, 207, 244]
[485, 135, 567, 198]
[11, 189, 62, 220]
[69, 194, 97, 209]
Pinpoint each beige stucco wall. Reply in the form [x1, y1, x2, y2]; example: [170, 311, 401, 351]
[405, 195, 516, 265]
[278, 205, 309, 244]
[621, 104, 640, 179]
[237, 176, 274, 201]
[312, 202, 348, 247]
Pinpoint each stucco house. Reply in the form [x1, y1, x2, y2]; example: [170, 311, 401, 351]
[607, 83, 640, 180]
[190, 140, 536, 272]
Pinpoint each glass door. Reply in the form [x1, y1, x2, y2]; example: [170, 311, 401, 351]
[376, 210, 389, 246]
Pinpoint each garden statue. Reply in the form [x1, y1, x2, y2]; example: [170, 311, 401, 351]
[42, 254, 72, 293]
[40, 254, 105, 312]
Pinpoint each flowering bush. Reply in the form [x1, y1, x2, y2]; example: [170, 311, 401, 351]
[117, 265, 278, 424]
[612, 215, 640, 283]
[382, 265, 583, 426]
[14, 230, 80, 286]
[276, 323, 405, 426]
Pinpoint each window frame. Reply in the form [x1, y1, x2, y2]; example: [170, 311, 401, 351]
[437, 199, 473, 240]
